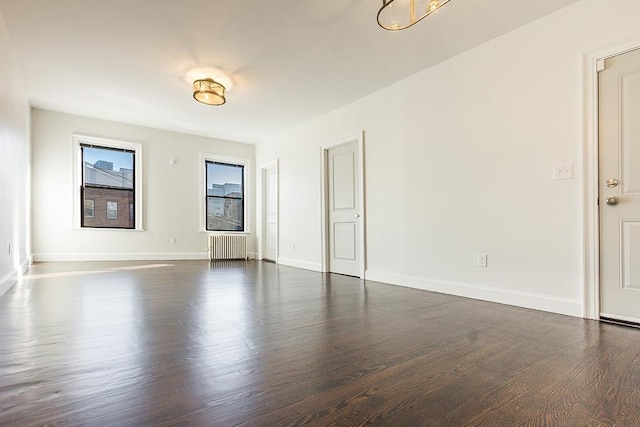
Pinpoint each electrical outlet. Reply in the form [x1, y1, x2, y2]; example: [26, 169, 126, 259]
[477, 253, 487, 268]
[170, 237, 176, 245]
[292, 243, 296, 251]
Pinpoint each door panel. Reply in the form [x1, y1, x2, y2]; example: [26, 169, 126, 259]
[599, 48, 640, 321]
[333, 222, 356, 260]
[622, 220, 640, 291]
[332, 151, 356, 209]
[328, 142, 360, 276]
[622, 72, 640, 196]
[267, 223, 277, 256]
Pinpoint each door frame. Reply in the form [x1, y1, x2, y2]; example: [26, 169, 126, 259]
[320, 131, 366, 278]
[258, 159, 279, 261]
[583, 38, 640, 320]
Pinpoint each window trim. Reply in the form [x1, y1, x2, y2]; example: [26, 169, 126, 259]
[200, 153, 250, 233]
[73, 134, 144, 230]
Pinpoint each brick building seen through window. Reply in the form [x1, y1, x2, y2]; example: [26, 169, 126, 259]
[83, 188, 134, 228]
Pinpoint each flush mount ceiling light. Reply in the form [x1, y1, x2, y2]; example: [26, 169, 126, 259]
[377, 0, 452, 31]
[193, 78, 226, 106]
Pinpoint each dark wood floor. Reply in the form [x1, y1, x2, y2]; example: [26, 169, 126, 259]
[1, 261, 639, 426]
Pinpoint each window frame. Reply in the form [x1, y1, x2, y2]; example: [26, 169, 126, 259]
[73, 134, 143, 230]
[200, 153, 250, 233]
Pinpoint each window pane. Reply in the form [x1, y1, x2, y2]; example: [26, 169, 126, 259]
[106, 201, 118, 219]
[84, 199, 95, 218]
[206, 162, 243, 198]
[83, 146, 134, 189]
[206, 161, 244, 231]
[82, 187, 134, 228]
[207, 197, 243, 231]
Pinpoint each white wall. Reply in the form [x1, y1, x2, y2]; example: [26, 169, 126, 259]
[0, 9, 30, 298]
[256, 0, 640, 317]
[31, 109, 255, 261]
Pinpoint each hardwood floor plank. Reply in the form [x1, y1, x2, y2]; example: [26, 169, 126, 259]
[1, 260, 639, 425]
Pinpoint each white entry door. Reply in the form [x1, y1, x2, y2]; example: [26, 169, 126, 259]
[599, 48, 640, 322]
[328, 142, 361, 277]
[262, 165, 278, 261]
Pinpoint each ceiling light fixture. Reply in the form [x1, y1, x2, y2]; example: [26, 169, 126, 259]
[377, 0, 452, 31]
[193, 78, 226, 106]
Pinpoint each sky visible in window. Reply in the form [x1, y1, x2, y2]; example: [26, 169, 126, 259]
[207, 162, 243, 185]
[83, 146, 133, 171]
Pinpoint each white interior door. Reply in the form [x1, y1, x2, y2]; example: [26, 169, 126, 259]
[262, 165, 278, 261]
[599, 48, 640, 323]
[328, 142, 360, 277]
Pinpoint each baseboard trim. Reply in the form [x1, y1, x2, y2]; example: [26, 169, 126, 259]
[0, 270, 17, 298]
[33, 253, 209, 262]
[365, 271, 582, 318]
[277, 257, 323, 272]
[0, 257, 32, 299]
[20, 257, 31, 274]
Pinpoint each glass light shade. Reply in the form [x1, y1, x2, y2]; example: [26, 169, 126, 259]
[377, 0, 452, 31]
[193, 78, 226, 106]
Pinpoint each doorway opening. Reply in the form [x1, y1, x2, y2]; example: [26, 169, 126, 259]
[320, 132, 366, 278]
[259, 160, 278, 262]
[584, 40, 640, 322]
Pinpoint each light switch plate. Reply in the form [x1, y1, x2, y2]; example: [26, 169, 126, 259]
[553, 163, 573, 180]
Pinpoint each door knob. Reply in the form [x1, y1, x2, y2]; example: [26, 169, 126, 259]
[355, 214, 360, 218]
[605, 197, 619, 206]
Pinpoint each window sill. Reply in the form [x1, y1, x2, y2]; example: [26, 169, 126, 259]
[200, 230, 250, 234]
[74, 227, 145, 232]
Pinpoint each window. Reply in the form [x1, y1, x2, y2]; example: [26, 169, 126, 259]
[84, 199, 95, 218]
[205, 161, 245, 231]
[80, 143, 135, 229]
[106, 201, 118, 219]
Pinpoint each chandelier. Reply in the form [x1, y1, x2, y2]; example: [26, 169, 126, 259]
[378, 0, 452, 31]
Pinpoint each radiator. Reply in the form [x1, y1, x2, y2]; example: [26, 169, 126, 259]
[208, 234, 247, 261]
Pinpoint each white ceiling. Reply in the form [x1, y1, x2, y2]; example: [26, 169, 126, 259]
[0, 0, 580, 144]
